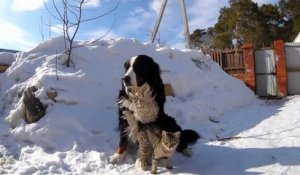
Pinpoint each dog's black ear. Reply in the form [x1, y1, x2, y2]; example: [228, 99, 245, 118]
[147, 59, 161, 79]
[152, 61, 161, 76]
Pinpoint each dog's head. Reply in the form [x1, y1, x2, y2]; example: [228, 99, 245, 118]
[122, 55, 161, 89]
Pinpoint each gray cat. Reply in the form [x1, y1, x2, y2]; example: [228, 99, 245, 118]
[137, 124, 180, 174]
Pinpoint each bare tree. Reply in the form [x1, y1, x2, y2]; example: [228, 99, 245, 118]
[46, 0, 120, 67]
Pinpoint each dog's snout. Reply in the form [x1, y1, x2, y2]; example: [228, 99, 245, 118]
[122, 76, 131, 86]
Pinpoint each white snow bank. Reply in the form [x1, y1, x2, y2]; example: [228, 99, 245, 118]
[0, 36, 256, 174]
[0, 52, 15, 65]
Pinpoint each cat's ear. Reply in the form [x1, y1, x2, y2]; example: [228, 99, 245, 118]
[141, 82, 150, 94]
[174, 131, 181, 139]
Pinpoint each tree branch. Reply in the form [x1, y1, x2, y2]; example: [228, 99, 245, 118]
[45, 0, 120, 67]
[72, 17, 117, 49]
[81, 0, 120, 23]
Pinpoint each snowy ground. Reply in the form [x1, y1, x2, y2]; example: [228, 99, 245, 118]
[199, 96, 300, 175]
[0, 37, 300, 175]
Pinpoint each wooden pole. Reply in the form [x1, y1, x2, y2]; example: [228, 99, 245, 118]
[179, 0, 191, 49]
[150, 0, 168, 44]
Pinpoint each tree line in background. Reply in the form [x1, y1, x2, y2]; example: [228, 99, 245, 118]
[190, 0, 300, 51]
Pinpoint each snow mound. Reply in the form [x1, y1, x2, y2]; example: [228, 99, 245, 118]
[0, 36, 256, 174]
[0, 52, 16, 65]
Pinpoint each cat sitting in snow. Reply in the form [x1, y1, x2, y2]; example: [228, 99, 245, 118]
[136, 122, 180, 174]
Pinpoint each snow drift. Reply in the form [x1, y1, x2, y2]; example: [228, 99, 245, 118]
[0, 36, 255, 174]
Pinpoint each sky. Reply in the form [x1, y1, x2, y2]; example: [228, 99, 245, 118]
[2, 24, 300, 174]
[0, 0, 278, 51]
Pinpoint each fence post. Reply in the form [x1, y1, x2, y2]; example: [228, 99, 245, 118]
[273, 40, 287, 97]
[242, 43, 255, 91]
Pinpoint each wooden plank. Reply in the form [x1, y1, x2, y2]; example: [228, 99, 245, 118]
[224, 67, 245, 70]
[164, 84, 175, 97]
[0, 64, 9, 73]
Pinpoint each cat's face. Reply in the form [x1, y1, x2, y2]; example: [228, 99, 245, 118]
[161, 131, 181, 151]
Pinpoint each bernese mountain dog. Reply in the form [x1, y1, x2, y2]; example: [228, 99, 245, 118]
[110, 55, 200, 164]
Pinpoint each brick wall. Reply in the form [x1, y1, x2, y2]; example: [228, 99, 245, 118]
[230, 74, 245, 81]
[241, 43, 256, 91]
[273, 40, 287, 97]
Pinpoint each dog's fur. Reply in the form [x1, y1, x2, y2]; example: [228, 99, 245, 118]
[110, 55, 200, 164]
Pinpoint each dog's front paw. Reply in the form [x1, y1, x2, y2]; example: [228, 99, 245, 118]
[109, 153, 125, 164]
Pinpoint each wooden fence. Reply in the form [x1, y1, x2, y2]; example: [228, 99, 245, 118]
[210, 49, 245, 77]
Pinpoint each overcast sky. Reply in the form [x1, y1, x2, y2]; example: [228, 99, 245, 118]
[0, 0, 278, 51]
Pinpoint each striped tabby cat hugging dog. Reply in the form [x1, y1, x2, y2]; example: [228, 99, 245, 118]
[137, 123, 180, 174]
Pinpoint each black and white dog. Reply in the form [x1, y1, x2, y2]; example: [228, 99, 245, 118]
[110, 55, 200, 164]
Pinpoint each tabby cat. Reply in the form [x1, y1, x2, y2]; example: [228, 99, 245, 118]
[137, 124, 181, 174]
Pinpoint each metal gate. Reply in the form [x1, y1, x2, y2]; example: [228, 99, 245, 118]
[285, 42, 300, 94]
[254, 49, 277, 96]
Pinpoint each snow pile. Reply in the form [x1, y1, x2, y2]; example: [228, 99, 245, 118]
[0, 52, 15, 65]
[0, 36, 256, 174]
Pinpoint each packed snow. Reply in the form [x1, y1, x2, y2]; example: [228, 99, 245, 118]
[0, 52, 15, 65]
[0, 36, 300, 175]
